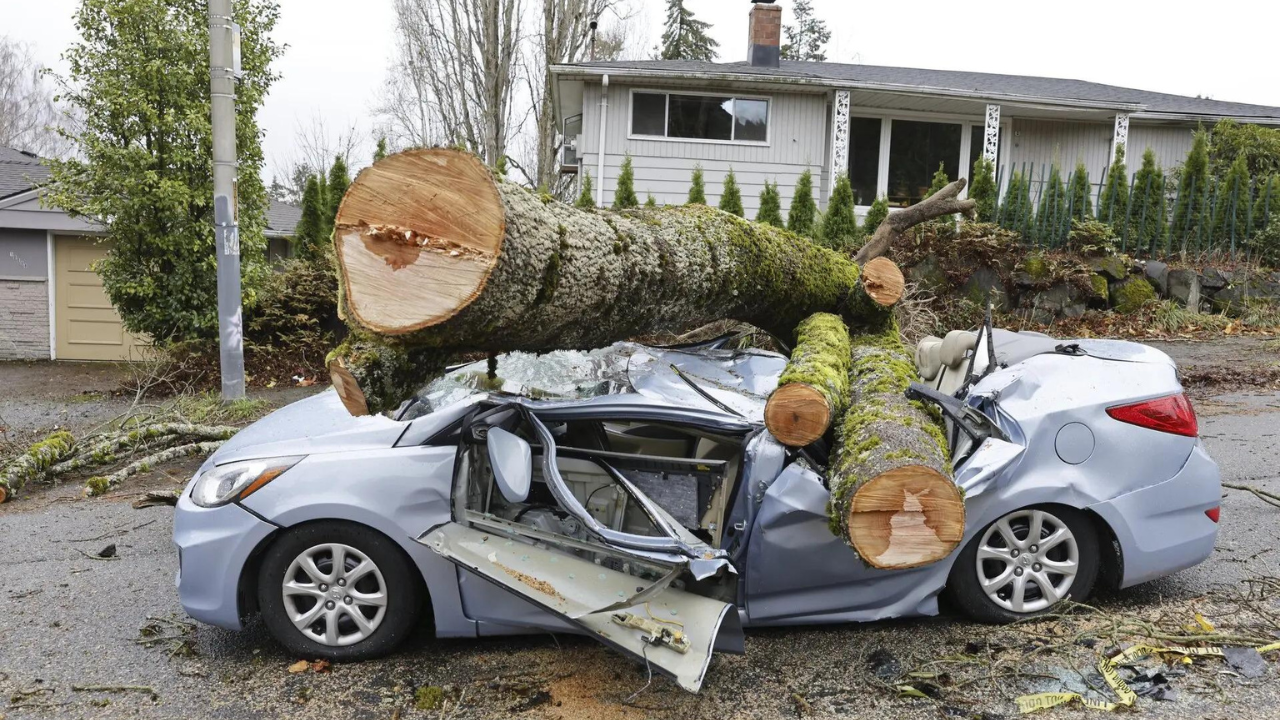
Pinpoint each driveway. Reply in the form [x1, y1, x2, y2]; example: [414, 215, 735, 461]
[1, 340, 1278, 719]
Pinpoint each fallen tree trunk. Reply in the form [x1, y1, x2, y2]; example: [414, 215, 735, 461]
[764, 312, 852, 447]
[329, 148, 906, 415]
[827, 322, 965, 570]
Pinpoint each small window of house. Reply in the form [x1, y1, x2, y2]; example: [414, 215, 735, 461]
[970, 124, 1000, 177]
[631, 93, 667, 137]
[631, 92, 769, 143]
[848, 117, 882, 206]
[887, 119, 961, 207]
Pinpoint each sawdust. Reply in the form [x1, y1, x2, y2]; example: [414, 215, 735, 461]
[495, 562, 566, 603]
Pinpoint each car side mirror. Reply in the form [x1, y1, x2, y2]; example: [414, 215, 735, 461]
[487, 427, 532, 504]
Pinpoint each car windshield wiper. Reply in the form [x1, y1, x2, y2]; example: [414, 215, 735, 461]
[669, 364, 745, 418]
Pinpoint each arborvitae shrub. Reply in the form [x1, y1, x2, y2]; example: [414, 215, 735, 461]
[787, 169, 817, 236]
[719, 168, 744, 217]
[756, 181, 784, 227]
[612, 155, 639, 210]
[687, 166, 707, 205]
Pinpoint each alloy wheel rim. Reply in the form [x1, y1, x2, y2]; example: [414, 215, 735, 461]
[975, 509, 1078, 613]
[282, 542, 388, 646]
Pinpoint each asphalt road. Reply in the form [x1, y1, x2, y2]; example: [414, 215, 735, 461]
[1, 342, 1278, 720]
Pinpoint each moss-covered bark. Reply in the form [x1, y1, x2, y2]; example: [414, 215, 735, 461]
[331, 150, 905, 415]
[765, 313, 852, 446]
[826, 321, 964, 570]
[0, 431, 75, 502]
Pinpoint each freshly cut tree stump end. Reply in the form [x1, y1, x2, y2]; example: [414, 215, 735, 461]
[333, 149, 506, 335]
[765, 312, 851, 447]
[860, 256, 905, 307]
[848, 465, 965, 570]
[329, 360, 371, 417]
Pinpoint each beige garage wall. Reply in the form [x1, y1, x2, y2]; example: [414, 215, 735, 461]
[54, 235, 143, 361]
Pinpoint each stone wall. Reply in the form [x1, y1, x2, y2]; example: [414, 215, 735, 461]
[0, 279, 50, 360]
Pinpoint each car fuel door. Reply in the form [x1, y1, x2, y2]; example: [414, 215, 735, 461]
[419, 404, 741, 693]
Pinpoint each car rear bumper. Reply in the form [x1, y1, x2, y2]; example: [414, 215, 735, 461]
[173, 492, 277, 630]
[1087, 441, 1220, 588]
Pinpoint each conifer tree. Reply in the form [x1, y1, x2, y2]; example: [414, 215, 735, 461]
[781, 0, 831, 62]
[756, 181, 784, 227]
[719, 168, 744, 217]
[1036, 163, 1067, 243]
[862, 195, 889, 235]
[1211, 153, 1251, 244]
[1097, 145, 1129, 229]
[612, 155, 639, 210]
[576, 171, 595, 209]
[968, 157, 997, 222]
[1129, 148, 1168, 256]
[1171, 129, 1211, 251]
[1252, 175, 1280, 237]
[999, 171, 1032, 234]
[787, 169, 817, 236]
[924, 163, 949, 199]
[660, 0, 718, 61]
[645, 193, 657, 209]
[687, 166, 707, 205]
[373, 137, 388, 163]
[1067, 161, 1093, 221]
[326, 155, 351, 237]
[296, 174, 326, 258]
[818, 175, 858, 250]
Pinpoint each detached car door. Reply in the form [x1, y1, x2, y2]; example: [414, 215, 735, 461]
[418, 403, 742, 693]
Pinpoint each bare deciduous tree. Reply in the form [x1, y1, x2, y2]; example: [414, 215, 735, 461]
[0, 36, 69, 157]
[270, 115, 362, 204]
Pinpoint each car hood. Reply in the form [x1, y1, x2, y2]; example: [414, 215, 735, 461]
[209, 389, 406, 466]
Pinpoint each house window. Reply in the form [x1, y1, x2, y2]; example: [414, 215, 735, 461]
[848, 117, 882, 206]
[631, 92, 770, 143]
[887, 119, 961, 207]
[969, 124, 1000, 177]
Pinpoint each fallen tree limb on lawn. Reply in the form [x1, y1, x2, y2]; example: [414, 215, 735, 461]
[85, 441, 224, 497]
[853, 178, 977, 265]
[327, 149, 909, 416]
[826, 322, 965, 570]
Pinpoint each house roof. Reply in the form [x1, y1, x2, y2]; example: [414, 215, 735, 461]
[265, 200, 301, 239]
[554, 60, 1280, 122]
[0, 146, 50, 200]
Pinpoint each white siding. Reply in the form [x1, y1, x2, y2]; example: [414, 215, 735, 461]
[1125, 124, 1194, 176]
[579, 82, 829, 216]
[1004, 119, 1114, 183]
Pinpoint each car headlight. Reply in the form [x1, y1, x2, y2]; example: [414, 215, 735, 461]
[190, 456, 304, 508]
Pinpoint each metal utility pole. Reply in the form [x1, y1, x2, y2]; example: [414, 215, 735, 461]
[208, 0, 244, 400]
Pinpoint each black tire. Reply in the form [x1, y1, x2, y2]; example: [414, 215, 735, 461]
[257, 521, 425, 661]
[945, 505, 1100, 624]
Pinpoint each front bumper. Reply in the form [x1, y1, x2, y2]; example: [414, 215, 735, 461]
[1087, 441, 1220, 588]
[173, 491, 277, 630]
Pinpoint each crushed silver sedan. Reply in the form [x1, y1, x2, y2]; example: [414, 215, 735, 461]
[173, 327, 1219, 692]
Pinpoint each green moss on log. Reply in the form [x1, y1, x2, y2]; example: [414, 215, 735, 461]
[777, 313, 852, 403]
[0, 430, 76, 501]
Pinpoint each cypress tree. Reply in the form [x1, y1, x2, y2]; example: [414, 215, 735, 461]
[326, 155, 351, 237]
[719, 168, 744, 217]
[1252, 175, 1280, 237]
[373, 137, 388, 162]
[576, 171, 595, 209]
[1035, 163, 1067, 244]
[818, 175, 858, 250]
[645, 193, 657, 208]
[1068, 161, 1093, 221]
[1211, 153, 1251, 246]
[924, 163, 949, 198]
[1129, 149, 1168, 257]
[756, 181, 783, 227]
[296, 174, 325, 258]
[999, 170, 1032, 235]
[660, 0, 718, 61]
[968, 157, 997, 222]
[1171, 129, 1211, 251]
[612, 155, 639, 210]
[1097, 145, 1129, 230]
[687, 166, 707, 205]
[787, 169, 817, 236]
[862, 195, 889, 235]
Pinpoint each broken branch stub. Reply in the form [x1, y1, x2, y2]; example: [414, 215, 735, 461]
[853, 178, 977, 265]
[329, 148, 905, 416]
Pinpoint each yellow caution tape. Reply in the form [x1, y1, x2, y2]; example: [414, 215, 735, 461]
[1016, 640, 1276, 714]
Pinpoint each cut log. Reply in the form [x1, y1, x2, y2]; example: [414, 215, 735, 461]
[827, 322, 965, 570]
[853, 178, 977, 265]
[764, 312, 851, 447]
[329, 148, 904, 415]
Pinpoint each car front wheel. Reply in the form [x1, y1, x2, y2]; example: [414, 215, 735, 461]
[946, 506, 1099, 623]
[257, 521, 425, 660]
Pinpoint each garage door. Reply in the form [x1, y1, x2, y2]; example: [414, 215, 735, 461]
[54, 236, 143, 361]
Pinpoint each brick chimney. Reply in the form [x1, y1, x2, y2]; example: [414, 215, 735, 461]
[747, 1, 782, 68]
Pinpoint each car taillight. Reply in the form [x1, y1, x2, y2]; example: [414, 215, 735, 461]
[1105, 393, 1198, 437]
[1205, 507, 1220, 523]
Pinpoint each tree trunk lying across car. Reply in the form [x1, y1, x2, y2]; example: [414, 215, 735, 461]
[325, 148, 974, 570]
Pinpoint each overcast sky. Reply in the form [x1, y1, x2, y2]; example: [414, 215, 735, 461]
[7, 0, 1280, 184]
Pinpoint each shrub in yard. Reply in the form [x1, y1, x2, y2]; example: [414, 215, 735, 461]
[295, 174, 327, 258]
[245, 253, 342, 382]
[1252, 175, 1280, 236]
[575, 171, 595, 209]
[756, 181, 784, 227]
[787, 169, 818, 236]
[1245, 216, 1280, 268]
[1067, 161, 1093, 221]
[719, 168, 744, 217]
[1129, 148, 1167, 256]
[1206, 118, 1280, 181]
[325, 155, 350, 236]
[1097, 145, 1129, 230]
[862, 195, 889, 235]
[1211, 154, 1251, 244]
[687, 166, 707, 205]
[968, 157, 997, 222]
[1035, 163, 1067, 243]
[818, 175, 860, 251]
[1066, 218, 1119, 257]
[612, 155, 639, 210]
[1171, 129, 1211, 251]
[645, 194, 657, 208]
[999, 170, 1033, 233]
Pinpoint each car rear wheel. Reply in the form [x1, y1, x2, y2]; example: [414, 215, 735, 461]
[258, 521, 424, 660]
[946, 506, 1099, 623]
